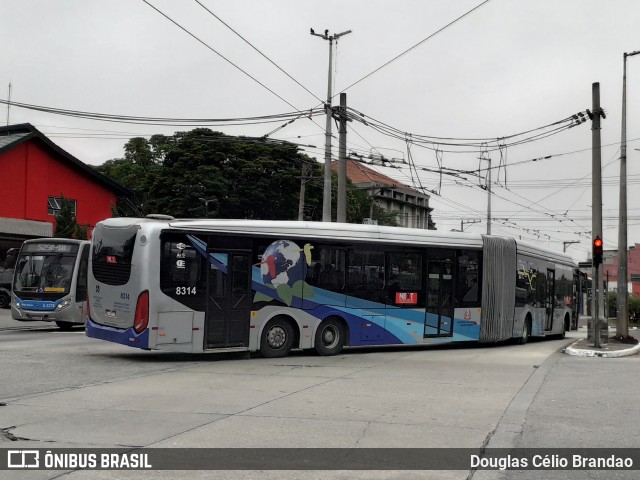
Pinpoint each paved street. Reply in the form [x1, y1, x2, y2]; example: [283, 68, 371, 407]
[1, 308, 639, 479]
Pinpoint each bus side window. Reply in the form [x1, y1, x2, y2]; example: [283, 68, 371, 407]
[305, 246, 345, 291]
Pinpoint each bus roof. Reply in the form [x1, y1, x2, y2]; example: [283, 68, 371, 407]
[95, 217, 576, 267]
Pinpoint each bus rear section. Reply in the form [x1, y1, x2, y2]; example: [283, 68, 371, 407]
[11, 239, 90, 330]
[86, 218, 208, 353]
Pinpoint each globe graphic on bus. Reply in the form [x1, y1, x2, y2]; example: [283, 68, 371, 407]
[260, 240, 307, 288]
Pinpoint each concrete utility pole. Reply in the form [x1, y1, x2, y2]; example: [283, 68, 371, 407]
[590, 82, 606, 347]
[337, 93, 349, 222]
[297, 161, 309, 221]
[310, 28, 352, 222]
[617, 50, 640, 338]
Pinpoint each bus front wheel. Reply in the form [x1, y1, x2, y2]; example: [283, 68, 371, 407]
[0, 291, 9, 309]
[260, 318, 295, 358]
[55, 321, 75, 331]
[315, 319, 345, 356]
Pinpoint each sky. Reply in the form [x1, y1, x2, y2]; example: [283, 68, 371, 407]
[2, 0, 640, 264]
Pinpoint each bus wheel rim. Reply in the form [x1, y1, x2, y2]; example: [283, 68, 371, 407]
[267, 325, 287, 349]
[322, 326, 338, 348]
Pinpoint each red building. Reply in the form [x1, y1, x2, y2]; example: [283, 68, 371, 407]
[0, 123, 130, 263]
[601, 244, 640, 297]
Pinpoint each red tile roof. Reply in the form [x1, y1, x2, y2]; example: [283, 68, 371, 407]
[331, 159, 410, 188]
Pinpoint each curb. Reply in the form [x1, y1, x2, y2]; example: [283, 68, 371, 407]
[563, 340, 640, 358]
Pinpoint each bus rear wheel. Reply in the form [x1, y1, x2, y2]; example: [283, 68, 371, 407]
[315, 319, 345, 356]
[518, 319, 530, 345]
[260, 318, 295, 358]
[56, 321, 75, 331]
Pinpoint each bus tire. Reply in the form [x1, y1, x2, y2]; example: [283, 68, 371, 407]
[559, 315, 569, 339]
[518, 318, 530, 345]
[315, 318, 345, 356]
[0, 291, 9, 309]
[56, 321, 75, 331]
[260, 317, 295, 358]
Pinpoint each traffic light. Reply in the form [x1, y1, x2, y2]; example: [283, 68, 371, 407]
[593, 236, 603, 267]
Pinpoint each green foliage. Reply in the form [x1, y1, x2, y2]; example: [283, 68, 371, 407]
[53, 195, 88, 240]
[630, 295, 640, 323]
[95, 128, 436, 228]
[607, 291, 640, 323]
[97, 130, 326, 220]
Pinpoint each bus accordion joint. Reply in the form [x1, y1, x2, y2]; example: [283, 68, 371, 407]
[133, 291, 149, 334]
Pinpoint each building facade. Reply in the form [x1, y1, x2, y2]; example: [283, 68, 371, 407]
[332, 159, 434, 229]
[0, 123, 130, 266]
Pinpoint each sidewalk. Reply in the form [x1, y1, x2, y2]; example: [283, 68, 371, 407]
[563, 316, 640, 358]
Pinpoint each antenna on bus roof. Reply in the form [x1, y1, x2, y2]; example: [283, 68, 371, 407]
[146, 214, 175, 220]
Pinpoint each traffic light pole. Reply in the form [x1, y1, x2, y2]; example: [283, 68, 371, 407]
[590, 83, 605, 347]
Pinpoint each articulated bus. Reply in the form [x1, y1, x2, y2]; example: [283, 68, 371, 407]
[86, 217, 579, 356]
[12, 238, 90, 330]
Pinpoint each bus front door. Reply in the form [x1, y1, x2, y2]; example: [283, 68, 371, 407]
[424, 260, 454, 337]
[545, 269, 555, 331]
[206, 250, 252, 349]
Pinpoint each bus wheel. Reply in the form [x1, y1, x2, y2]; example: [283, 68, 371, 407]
[260, 318, 294, 358]
[518, 319, 530, 345]
[315, 319, 345, 356]
[0, 291, 9, 309]
[56, 321, 74, 331]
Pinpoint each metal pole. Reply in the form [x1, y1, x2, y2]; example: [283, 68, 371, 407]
[591, 82, 604, 347]
[617, 50, 640, 338]
[487, 157, 492, 235]
[337, 93, 347, 222]
[6, 82, 11, 126]
[322, 37, 334, 222]
[311, 29, 351, 223]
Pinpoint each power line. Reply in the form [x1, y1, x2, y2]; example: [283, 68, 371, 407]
[338, 0, 492, 95]
[194, 0, 323, 104]
[0, 98, 323, 126]
[141, 0, 307, 114]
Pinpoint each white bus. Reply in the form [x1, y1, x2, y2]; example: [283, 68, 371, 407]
[12, 238, 90, 330]
[85, 217, 578, 356]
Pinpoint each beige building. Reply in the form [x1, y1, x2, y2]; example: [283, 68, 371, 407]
[333, 159, 434, 229]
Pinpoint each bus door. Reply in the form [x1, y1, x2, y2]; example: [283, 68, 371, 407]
[206, 250, 252, 349]
[424, 259, 454, 337]
[545, 269, 555, 331]
[73, 243, 90, 323]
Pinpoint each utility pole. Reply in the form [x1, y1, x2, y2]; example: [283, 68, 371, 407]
[297, 161, 309, 221]
[617, 50, 639, 338]
[590, 82, 606, 347]
[310, 28, 352, 222]
[337, 92, 349, 222]
[6, 82, 11, 126]
[487, 156, 491, 235]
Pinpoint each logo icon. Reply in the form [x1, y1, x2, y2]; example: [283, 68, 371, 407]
[8, 450, 39, 469]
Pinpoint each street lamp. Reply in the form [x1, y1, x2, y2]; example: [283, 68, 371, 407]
[310, 28, 352, 222]
[617, 50, 640, 338]
[198, 198, 216, 218]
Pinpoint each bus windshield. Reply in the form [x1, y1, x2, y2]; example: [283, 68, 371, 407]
[14, 253, 77, 294]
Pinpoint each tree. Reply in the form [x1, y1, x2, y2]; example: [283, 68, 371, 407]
[54, 195, 87, 239]
[97, 129, 326, 220]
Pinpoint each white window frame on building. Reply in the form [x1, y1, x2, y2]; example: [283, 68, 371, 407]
[48, 196, 77, 216]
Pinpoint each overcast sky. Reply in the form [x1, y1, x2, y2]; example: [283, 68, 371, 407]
[2, 0, 639, 263]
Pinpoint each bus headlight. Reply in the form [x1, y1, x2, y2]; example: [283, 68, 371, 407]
[12, 300, 21, 309]
[56, 299, 72, 311]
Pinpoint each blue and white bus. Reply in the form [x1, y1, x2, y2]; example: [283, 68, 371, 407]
[12, 238, 90, 330]
[86, 217, 578, 356]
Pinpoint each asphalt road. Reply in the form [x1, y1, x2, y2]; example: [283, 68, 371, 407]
[1, 308, 638, 480]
